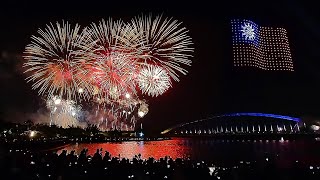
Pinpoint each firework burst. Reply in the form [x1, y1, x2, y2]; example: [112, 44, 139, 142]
[90, 94, 148, 131]
[85, 19, 142, 100]
[23, 15, 194, 130]
[138, 65, 172, 97]
[23, 21, 95, 101]
[130, 14, 194, 81]
[46, 96, 82, 127]
[94, 51, 138, 100]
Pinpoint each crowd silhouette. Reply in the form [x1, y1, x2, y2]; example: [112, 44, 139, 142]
[2, 148, 320, 179]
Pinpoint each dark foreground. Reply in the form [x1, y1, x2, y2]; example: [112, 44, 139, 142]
[1, 146, 320, 180]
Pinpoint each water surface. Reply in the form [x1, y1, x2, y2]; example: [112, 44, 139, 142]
[57, 138, 320, 167]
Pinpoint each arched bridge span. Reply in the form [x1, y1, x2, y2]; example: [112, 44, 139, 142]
[161, 112, 301, 134]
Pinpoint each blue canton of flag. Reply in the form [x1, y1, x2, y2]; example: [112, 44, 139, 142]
[231, 19, 260, 47]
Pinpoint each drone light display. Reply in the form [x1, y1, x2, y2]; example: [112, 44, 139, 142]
[23, 15, 193, 130]
[231, 19, 294, 71]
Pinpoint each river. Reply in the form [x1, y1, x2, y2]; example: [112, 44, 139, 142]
[56, 138, 320, 167]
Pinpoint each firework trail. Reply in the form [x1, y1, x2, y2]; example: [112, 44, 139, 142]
[46, 96, 82, 127]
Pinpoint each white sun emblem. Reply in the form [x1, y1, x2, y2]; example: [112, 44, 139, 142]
[240, 22, 255, 41]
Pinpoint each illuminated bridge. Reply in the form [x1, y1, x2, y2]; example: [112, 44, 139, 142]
[161, 113, 303, 136]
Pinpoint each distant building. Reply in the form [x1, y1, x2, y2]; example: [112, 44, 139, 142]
[231, 19, 294, 71]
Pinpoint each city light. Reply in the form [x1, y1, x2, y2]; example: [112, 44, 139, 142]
[139, 132, 144, 137]
[29, 131, 36, 137]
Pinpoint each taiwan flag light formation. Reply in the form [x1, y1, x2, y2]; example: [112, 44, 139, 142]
[231, 19, 294, 71]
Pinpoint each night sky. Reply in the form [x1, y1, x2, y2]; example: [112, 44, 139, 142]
[0, 0, 320, 133]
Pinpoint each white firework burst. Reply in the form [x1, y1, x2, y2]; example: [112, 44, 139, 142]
[130, 14, 194, 81]
[86, 18, 124, 53]
[138, 65, 172, 97]
[240, 22, 255, 40]
[23, 21, 95, 101]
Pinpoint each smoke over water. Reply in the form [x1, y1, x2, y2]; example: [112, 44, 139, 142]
[0, 52, 144, 131]
[2, 105, 140, 131]
[3, 108, 50, 125]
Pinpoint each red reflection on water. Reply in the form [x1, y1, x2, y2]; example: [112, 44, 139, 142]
[57, 138, 191, 159]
